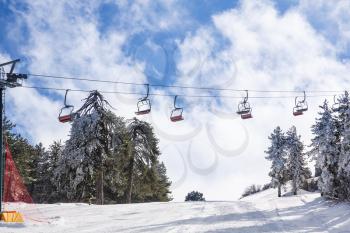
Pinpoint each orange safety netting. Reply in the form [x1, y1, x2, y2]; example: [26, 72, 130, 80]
[3, 141, 33, 203]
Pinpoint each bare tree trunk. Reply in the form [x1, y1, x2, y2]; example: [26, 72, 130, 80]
[126, 161, 134, 204]
[96, 169, 104, 205]
[101, 169, 104, 205]
[126, 142, 134, 204]
[278, 183, 281, 197]
[293, 179, 297, 195]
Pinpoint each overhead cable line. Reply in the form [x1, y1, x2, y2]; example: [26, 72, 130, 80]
[20, 85, 335, 99]
[23, 73, 345, 94]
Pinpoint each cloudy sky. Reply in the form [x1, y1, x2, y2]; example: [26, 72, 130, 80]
[1, 0, 350, 201]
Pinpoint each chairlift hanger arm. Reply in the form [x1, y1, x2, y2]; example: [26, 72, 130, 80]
[174, 95, 180, 109]
[64, 89, 71, 107]
[145, 84, 149, 98]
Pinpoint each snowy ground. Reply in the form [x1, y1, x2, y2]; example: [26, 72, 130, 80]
[1, 188, 350, 233]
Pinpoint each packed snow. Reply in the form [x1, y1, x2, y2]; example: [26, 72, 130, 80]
[1, 187, 350, 233]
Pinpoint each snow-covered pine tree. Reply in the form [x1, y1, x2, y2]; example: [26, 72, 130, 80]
[34, 141, 63, 203]
[46, 141, 64, 202]
[335, 91, 350, 200]
[265, 126, 288, 197]
[55, 91, 125, 204]
[33, 143, 50, 203]
[310, 100, 338, 198]
[124, 118, 159, 203]
[285, 126, 310, 195]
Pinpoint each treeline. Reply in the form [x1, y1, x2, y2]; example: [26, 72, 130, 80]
[266, 91, 350, 201]
[6, 91, 172, 204]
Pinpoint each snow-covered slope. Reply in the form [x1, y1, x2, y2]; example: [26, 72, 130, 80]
[1, 189, 350, 233]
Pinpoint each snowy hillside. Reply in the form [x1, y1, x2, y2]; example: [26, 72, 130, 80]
[1, 188, 350, 233]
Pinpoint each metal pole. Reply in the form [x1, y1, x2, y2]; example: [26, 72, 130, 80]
[0, 59, 24, 214]
[0, 88, 3, 213]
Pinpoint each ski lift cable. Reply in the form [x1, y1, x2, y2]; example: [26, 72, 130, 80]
[23, 73, 346, 94]
[19, 85, 336, 99]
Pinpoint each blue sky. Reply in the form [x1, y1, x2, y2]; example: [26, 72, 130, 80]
[1, 0, 350, 201]
[0, 0, 347, 85]
[0, 0, 294, 82]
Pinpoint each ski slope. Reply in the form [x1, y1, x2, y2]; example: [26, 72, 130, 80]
[1, 188, 350, 233]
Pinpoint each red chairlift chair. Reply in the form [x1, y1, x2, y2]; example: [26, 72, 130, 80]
[293, 107, 304, 116]
[170, 95, 184, 122]
[237, 90, 253, 120]
[293, 91, 308, 116]
[135, 84, 151, 115]
[58, 89, 75, 123]
[240, 109, 253, 119]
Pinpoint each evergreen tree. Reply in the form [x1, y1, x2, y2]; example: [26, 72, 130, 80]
[131, 161, 172, 202]
[285, 126, 310, 195]
[55, 91, 125, 204]
[310, 100, 338, 198]
[32, 143, 48, 202]
[34, 141, 63, 203]
[124, 118, 159, 203]
[335, 91, 350, 200]
[153, 162, 172, 201]
[4, 118, 38, 195]
[265, 126, 288, 197]
[185, 191, 205, 201]
[4, 95, 172, 204]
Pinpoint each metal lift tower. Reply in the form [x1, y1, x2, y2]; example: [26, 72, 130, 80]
[0, 59, 27, 214]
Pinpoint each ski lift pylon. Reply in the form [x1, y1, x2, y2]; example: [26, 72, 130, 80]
[135, 84, 151, 115]
[58, 89, 75, 123]
[236, 90, 252, 119]
[293, 91, 308, 116]
[0, 59, 27, 88]
[170, 95, 184, 122]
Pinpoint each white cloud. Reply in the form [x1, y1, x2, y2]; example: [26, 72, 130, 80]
[171, 0, 350, 200]
[107, 0, 191, 32]
[298, 0, 350, 55]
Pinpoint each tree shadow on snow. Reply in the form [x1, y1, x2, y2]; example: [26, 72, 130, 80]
[116, 198, 350, 233]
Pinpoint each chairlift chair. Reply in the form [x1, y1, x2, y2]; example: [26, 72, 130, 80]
[293, 106, 304, 116]
[332, 94, 347, 112]
[236, 90, 253, 119]
[135, 98, 151, 115]
[58, 89, 75, 123]
[293, 91, 308, 116]
[240, 109, 252, 119]
[236, 102, 251, 115]
[135, 84, 151, 115]
[170, 95, 184, 122]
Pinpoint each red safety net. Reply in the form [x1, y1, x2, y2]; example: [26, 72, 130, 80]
[3, 141, 33, 204]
